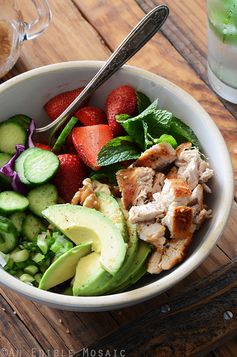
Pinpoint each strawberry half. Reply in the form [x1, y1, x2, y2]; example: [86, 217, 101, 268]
[34, 143, 51, 151]
[44, 87, 85, 121]
[72, 125, 113, 171]
[75, 106, 107, 126]
[54, 154, 87, 202]
[106, 85, 137, 136]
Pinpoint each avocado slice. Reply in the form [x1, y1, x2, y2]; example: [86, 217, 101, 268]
[42, 204, 127, 275]
[96, 192, 128, 242]
[110, 240, 151, 294]
[39, 242, 91, 290]
[73, 252, 112, 296]
[94, 215, 139, 295]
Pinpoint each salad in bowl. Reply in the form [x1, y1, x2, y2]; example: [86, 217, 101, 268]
[0, 80, 214, 297]
[0, 61, 232, 311]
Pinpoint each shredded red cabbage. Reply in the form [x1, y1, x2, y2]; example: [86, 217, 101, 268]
[28, 119, 35, 147]
[0, 144, 27, 194]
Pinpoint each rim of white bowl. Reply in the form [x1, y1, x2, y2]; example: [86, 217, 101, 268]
[0, 61, 234, 310]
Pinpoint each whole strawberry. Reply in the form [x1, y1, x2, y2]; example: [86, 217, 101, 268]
[75, 106, 106, 126]
[106, 85, 137, 136]
[44, 87, 85, 121]
[54, 154, 87, 202]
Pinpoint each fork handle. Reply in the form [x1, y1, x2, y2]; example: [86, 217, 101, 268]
[36, 5, 169, 133]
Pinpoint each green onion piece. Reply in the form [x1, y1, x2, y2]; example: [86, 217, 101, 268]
[37, 234, 48, 254]
[19, 273, 35, 283]
[32, 252, 45, 263]
[10, 249, 30, 263]
[24, 265, 38, 275]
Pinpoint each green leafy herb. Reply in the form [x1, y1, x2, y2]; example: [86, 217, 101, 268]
[117, 100, 173, 149]
[97, 136, 140, 166]
[155, 134, 178, 148]
[136, 91, 152, 113]
[169, 117, 200, 148]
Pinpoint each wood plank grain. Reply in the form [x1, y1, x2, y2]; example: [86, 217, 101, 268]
[2, 0, 110, 81]
[75, 0, 237, 195]
[0, 294, 46, 356]
[136, 0, 237, 122]
[0, 287, 119, 354]
[74, 259, 237, 357]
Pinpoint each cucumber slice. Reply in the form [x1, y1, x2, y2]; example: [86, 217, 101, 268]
[0, 121, 27, 154]
[10, 211, 27, 233]
[0, 191, 29, 214]
[23, 148, 59, 184]
[0, 152, 11, 188]
[28, 184, 58, 217]
[52, 116, 78, 153]
[0, 216, 18, 253]
[8, 115, 31, 131]
[15, 147, 39, 185]
[22, 214, 46, 241]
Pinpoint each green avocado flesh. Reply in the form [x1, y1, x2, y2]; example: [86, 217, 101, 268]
[96, 192, 128, 242]
[42, 204, 127, 276]
[73, 252, 111, 296]
[39, 243, 91, 290]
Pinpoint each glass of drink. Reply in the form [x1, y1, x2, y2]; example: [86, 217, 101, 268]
[207, 0, 237, 103]
[0, 0, 51, 78]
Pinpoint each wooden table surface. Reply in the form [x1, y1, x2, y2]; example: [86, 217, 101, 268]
[1, 0, 237, 356]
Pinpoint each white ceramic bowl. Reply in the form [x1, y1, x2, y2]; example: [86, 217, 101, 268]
[0, 61, 233, 311]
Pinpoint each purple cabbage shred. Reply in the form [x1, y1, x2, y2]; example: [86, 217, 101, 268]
[0, 144, 27, 194]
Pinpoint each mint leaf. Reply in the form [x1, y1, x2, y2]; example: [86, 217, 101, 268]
[169, 117, 200, 148]
[137, 92, 152, 113]
[117, 100, 173, 149]
[115, 114, 131, 122]
[97, 136, 140, 166]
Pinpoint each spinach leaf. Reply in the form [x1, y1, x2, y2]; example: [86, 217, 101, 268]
[136, 91, 152, 113]
[97, 136, 140, 166]
[169, 117, 200, 148]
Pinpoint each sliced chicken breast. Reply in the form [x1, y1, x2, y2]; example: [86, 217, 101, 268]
[116, 167, 155, 210]
[162, 204, 193, 239]
[137, 222, 166, 248]
[134, 142, 176, 170]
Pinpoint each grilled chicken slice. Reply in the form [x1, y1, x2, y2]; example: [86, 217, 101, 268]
[137, 222, 166, 248]
[148, 236, 192, 274]
[134, 142, 176, 170]
[162, 204, 193, 239]
[129, 198, 166, 223]
[147, 248, 163, 274]
[166, 166, 178, 179]
[159, 236, 192, 271]
[176, 147, 214, 189]
[116, 167, 155, 210]
[161, 178, 192, 206]
[176, 142, 192, 158]
[152, 172, 165, 193]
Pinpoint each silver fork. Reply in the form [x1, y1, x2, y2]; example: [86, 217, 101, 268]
[35, 5, 169, 134]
